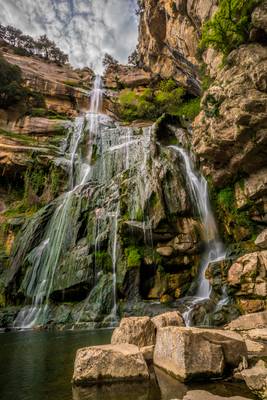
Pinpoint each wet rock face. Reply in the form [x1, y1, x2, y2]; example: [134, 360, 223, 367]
[153, 326, 247, 381]
[137, 0, 217, 94]
[72, 344, 149, 386]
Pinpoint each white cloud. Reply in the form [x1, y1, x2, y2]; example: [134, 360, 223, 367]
[0, 0, 138, 73]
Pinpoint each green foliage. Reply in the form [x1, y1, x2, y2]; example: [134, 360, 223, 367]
[125, 246, 142, 268]
[200, 0, 261, 55]
[118, 79, 199, 122]
[29, 108, 68, 120]
[217, 187, 235, 211]
[94, 251, 112, 273]
[0, 54, 28, 108]
[213, 186, 257, 242]
[175, 98, 201, 120]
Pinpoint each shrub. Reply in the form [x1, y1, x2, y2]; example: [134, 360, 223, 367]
[117, 79, 198, 122]
[200, 0, 262, 55]
[0, 54, 28, 108]
[176, 98, 201, 120]
[125, 246, 142, 268]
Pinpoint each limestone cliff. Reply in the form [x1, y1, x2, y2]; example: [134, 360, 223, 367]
[137, 0, 218, 94]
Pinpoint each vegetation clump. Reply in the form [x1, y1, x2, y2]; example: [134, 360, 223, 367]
[0, 53, 28, 109]
[125, 246, 142, 268]
[200, 0, 262, 55]
[117, 79, 200, 122]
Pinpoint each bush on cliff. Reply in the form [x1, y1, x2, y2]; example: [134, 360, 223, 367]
[0, 53, 28, 108]
[118, 79, 200, 122]
[200, 0, 261, 55]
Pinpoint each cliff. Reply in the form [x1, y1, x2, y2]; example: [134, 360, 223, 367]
[0, 0, 267, 329]
[137, 0, 218, 95]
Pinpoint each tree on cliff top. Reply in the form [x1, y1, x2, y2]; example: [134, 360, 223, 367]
[200, 0, 262, 55]
[102, 53, 119, 71]
[0, 24, 69, 65]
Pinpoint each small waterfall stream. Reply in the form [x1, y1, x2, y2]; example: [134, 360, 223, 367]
[169, 146, 226, 325]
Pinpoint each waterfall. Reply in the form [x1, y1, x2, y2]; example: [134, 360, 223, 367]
[14, 76, 104, 329]
[169, 146, 226, 325]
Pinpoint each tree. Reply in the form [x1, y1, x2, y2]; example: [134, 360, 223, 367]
[128, 48, 140, 66]
[0, 24, 69, 65]
[102, 53, 119, 70]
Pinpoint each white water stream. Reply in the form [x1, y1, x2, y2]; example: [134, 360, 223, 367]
[14, 76, 104, 328]
[169, 146, 226, 325]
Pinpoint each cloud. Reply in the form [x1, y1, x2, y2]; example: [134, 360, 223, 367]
[0, 0, 138, 73]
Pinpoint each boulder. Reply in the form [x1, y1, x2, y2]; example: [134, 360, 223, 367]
[255, 229, 267, 249]
[227, 311, 267, 331]
[245, 339, 265, 355]
[111, 317, 156, 347]
[140, 345, 154, 362]
[182, 390, 253, 400]
[242, 360, 267, 399]
[72, 344, 149, 386]
[153, 327, 247, 382]
[151, 311, 185, 329]
[227, 251, 267, 298]
[247, 328, 267, 341]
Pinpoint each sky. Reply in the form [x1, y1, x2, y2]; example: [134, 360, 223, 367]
[0, 0, 138, 73]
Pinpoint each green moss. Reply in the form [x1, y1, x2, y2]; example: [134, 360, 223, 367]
[135, 207, 144, 222]
[212, 186, 258, 243]
[125, 246, 142, 268]
[94, 251, 112, 273]
[200, 0, 261, 56]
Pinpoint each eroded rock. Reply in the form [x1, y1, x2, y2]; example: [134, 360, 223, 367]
[153, 327, 247, 381]
[72, 344, 149, 386]
[111, 317, 156, 347]
[242, 360, 267, 399]
[151, 311, 185, 329]
[227, 311, 267, 331]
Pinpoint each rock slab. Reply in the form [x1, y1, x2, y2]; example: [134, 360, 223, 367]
[111, 316, 156, 347]
[153, 327, 247, 382]
[72, 344, 149, 386]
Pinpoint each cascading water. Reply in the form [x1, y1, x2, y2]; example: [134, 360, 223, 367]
[169, 146, 226, 325]
[14, 76, 103, 328]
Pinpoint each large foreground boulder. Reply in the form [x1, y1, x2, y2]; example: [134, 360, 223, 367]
[72, 344, 149, 386]
[111, 317, 156, 347]
[153, 327, 247, 382]
[151, 311, 185, 329]
[227, 311, 267, 331]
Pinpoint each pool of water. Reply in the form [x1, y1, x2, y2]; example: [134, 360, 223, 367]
[0, 330, 255, 400]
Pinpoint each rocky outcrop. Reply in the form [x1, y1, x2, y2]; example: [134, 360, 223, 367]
[193, 43, 267, 189]
[137, 0, 218, 94]
[227, 311, 267, 331]
[255, 229, 267, 249]
[111, 317, 156, 347]
[153, 326, 247, 381]
[3, 45, 93, 117]
[241, 360, 267, 400]
[151, 311, 185, 329]
[104, 64, 153, 89]
[72, 344, 149, 385]
[227, 251, 267, 307]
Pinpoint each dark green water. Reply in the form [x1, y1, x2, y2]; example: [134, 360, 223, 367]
[0, 330, 255, 400]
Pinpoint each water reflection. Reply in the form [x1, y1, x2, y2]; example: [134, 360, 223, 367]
[0, 330, 255, 400]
